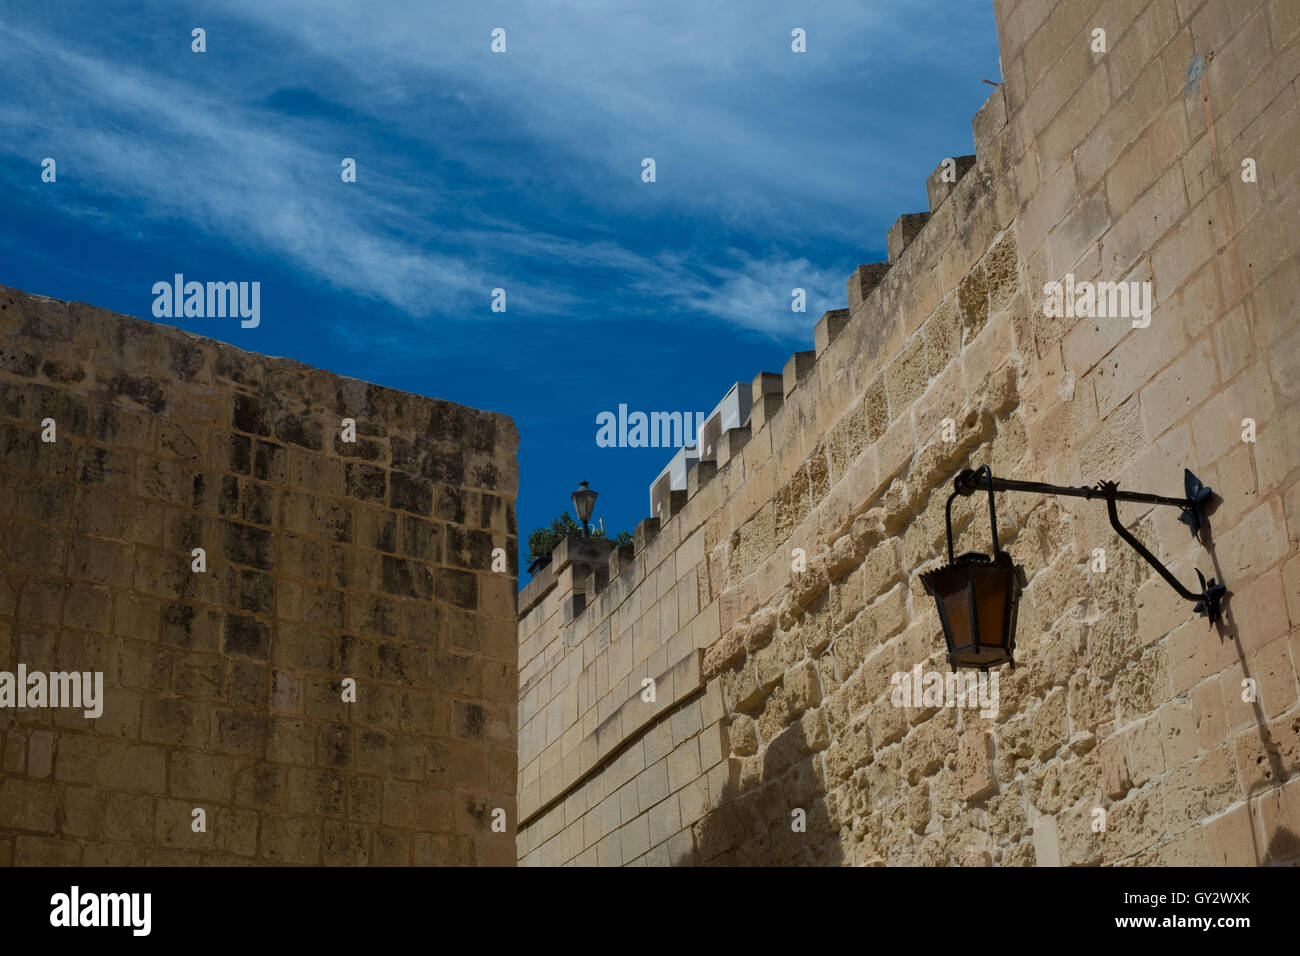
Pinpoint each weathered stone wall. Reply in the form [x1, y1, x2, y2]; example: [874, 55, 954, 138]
[517, 0, 1299, 865]
[0, 287, 519, 866]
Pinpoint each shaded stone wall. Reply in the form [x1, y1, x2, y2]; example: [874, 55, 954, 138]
[0, 287, 519, 865]
[518, 0, 1299, 866]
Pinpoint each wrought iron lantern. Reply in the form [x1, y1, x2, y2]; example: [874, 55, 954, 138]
[921, 466, 1022, 671]
[570, 480, 598, 536]
[924, 465, 1227, 671]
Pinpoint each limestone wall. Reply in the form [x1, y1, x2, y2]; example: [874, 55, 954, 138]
[517, 0, 1299, 865]
[0, 287, 519, 865]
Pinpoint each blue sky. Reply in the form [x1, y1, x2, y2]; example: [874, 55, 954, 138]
[0, 0, 1001, 586]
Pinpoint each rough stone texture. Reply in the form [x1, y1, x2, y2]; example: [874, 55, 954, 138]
[517, 0, 1299, 866]
[0, 288, 519, 866]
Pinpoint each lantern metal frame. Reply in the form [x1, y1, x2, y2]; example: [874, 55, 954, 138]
[923, 466, 1023, 670]
[926, 465, 1228, 671]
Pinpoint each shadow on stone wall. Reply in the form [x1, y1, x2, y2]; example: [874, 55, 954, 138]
[1203, 523, 1299, 866]
[691, 714, 844, 866]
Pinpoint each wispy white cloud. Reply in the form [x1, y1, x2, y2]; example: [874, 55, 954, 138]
[636, 251, 849, 338]
[212, 0, 961, 229]
[0, 1, 994, 339]
[0, 19, 501, 315]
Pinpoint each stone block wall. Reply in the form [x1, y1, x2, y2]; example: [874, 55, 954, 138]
[0, 287, 519, 865]
[518, 0, 1299, 865]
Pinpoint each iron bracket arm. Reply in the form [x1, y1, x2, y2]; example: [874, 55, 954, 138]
[951, 468, 1227, 624]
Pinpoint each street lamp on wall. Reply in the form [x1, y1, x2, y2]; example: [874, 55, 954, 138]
[923, 465, 1227, 671]
[571, 481, 598, 536]
[921, 468, 1022, 671]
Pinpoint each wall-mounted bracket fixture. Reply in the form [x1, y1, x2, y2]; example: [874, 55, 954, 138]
[949, 465, 1227, 624]
[925, 465, 1229, 672]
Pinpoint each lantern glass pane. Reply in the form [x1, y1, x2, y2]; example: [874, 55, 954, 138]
[941, 585, 973, 650]
[571, 490, 596, 522]
[973, 565, 1009, 648]
[930, 568, 974, 652]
